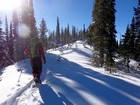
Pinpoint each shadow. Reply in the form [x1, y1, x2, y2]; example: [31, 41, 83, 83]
[44, 52, 140, 105]
[16, 52, 140, 105]
[72, 48, 92, 58]
[39, 84, 70, 105]
[116, 62, 140, 80]
[58, 92, 73, 105]
[0, 68, 3, 76]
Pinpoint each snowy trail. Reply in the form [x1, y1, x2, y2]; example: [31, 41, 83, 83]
[1, 41, 140, 105]
[16, 82, 43, 105]
[0, 80, 34, 105]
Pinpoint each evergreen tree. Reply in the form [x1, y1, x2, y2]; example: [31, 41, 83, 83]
[20, 0, 37, 38]
[134, 0, 140, 61]
[20, 0, 30, 30]
[12, 9, 19, 61]
[5, 15, 13, 65]
[72, 26, 77, 42]
[86, 22, 95, 46]
[61, 27, 65, 45]
[118, 37, 123, 55]
[16, 0, 38, 61]
[28, 0, 38, 38]
[12, 9, 19, 40]
[79, 29, 83, 40]
[80, 26, 87, 41]
[56, 17, 60, 43]
[66, 24, 70, 44]
[121, 23, 135, 73]
[121, 26, 131, 56]
[0, 18, 7, 67]
[104, 0, 117, 68]
[39, 18, 48, 49]
[64, 27, 67, 44]
[9, 22, 14, 61]
[5, 15, 9, 59]
[5, 15, 9, 43]
[12, 9, 24, 62]
[82, 24, 86, 40]
[129, 17, 136, 58]
[120, 26, 132, 72]
[93, 0, 106, 67]
[93, 0, 116, 67]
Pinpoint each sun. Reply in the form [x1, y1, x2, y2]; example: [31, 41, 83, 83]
[0, 0, 22, 11]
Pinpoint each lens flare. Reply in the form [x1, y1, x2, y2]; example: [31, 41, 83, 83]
[0, 0, 22, 11]
[17, 24, 30, 38]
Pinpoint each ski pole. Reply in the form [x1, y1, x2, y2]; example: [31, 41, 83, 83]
[17, 67, 22, 82]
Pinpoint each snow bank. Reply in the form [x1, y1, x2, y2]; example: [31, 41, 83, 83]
[129, 59, 140, 70]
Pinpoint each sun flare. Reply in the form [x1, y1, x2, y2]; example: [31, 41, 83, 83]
[0, 0, 22, 11]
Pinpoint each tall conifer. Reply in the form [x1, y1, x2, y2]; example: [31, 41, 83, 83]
[39, 18, 48, 48]
[12, 9, 20, 61]
[93, 0, 116, 67]
[9, 22, 14, 61]
[56, 17, 60, 43]
[134, 0, 140, 61]
[28, 0, 38, 38]
[0, 19, 6, 66]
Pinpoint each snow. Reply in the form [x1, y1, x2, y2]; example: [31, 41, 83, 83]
[0, 41, 140, 105]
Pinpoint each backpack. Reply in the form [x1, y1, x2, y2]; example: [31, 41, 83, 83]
[29, 37, 40, 57]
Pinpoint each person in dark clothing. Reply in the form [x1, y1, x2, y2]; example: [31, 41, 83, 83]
[24, 37, 46, 83]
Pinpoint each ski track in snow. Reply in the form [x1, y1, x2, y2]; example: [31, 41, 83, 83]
[0, 80, 34, 105]
[17, 82, 43, 105]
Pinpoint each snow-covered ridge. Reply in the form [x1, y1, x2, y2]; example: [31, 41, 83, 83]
[0, 41, 140, 105]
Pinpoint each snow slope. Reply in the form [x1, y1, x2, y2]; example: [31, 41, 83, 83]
[0, 41, 140, 105]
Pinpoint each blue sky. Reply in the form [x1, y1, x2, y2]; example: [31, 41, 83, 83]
[34, 0, 93, 32]
[0, 0, 138, 40]
[34, 0, 138, 40]
[115, 0, 138, 40]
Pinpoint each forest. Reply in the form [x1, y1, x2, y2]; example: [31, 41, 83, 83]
[0, 0, 140, 72]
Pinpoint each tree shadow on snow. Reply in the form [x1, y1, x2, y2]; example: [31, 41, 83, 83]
[17, 52, 140, 105]
[44, 52, 140, 105]
[39, 84, 73, 105]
